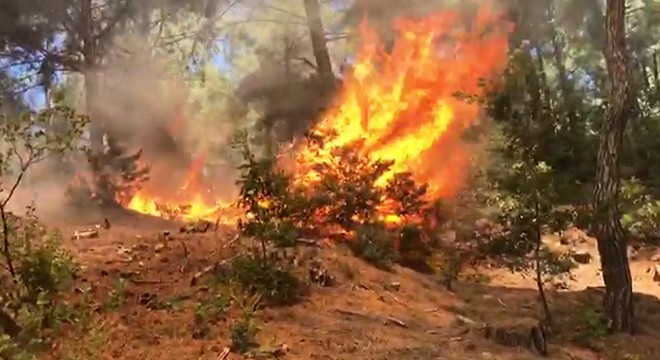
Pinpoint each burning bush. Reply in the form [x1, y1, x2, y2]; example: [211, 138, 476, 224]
[235, 130, 444, 271]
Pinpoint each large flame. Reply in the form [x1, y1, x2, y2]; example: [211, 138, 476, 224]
[123, 5, 510, 224]
[292, 6, 510, 198]
[125, 152, 238, 224]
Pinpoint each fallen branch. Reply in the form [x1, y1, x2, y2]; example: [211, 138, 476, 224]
[219, 347, 230, 359]
[385, 316, 407, 328]
[295, 238, 319, 246]
[378, 285, 408, 308]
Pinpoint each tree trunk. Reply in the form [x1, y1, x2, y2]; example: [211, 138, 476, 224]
[80, 0, 104, 155]
[302, 0, 334, 82]
[593, 0, 634, 333]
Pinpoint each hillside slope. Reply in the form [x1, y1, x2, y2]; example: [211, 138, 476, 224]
[46, 223, 660, 360]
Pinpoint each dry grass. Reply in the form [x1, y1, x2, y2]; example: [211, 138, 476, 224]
[34, 219, 660, 360]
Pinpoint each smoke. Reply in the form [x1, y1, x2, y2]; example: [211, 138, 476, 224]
[5, 0, 508, 223]
[9, 31, 239, 223]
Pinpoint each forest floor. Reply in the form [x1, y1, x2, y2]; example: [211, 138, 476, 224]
[39, 210, 660, 360]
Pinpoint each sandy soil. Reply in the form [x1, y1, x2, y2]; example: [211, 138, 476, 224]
[36, 215, 660, 360]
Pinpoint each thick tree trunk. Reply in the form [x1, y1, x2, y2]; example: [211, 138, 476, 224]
[302, 0, 334, 82]
[593, 0, 634, 333]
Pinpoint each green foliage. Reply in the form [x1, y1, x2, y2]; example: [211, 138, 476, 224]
[104, 278, 127, 310]
[236, 133, 304, 249]
[620, 178, 660, 242]
[192, 293, 231, 339]
[70, 135, 150, 207]
[485, 160, 574, 260]
[481, 156, 576, 323]
[234, 129, 439, 272]
[348, 223, 399, 270]
[194, 294, 230, 323]
[574, 305, 608, 340]
[230, 312, 259, 354]
[0, 107, 85, 356]
[229, 253, 303, 307]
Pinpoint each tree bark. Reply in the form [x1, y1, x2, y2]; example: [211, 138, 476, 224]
[302, 0, 334, 83]
[593, 0, 634, 333]
[80, 0, 104, 155]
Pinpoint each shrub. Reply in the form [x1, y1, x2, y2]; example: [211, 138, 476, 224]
[620, 178, 660, 242]
[348, 222, 399, 270]
[229, 312, 259, 354]
[229, 253, 303, 306]
[233, 129, 444, 272]
[0, 107, 85, 355]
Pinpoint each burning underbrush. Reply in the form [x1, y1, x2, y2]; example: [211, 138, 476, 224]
[231, 6, 511, 269]
[236, 132, 447, 271]
[70, 4, 511, 271]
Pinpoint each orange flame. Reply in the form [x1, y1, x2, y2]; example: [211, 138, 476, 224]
[123, 5, 510, 225]
[292, 7, 510, 199]
[125, 152, 238, 224]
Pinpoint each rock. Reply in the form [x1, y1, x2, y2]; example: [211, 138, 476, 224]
[572, 251, 592, 264]
[116, 246, 132, 255]
[652, 264, 660, 282]
[387, 282, 401, 291]
[72, 229, 99, 240]
[180, 220, 211, 234]
[552, 279, 569, 290]
[651, 252, 660, 262]
[154, 243, 166, 253]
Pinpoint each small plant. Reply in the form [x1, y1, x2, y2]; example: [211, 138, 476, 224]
[348, 222, 399, 270]
[620, 178, 660, 242]
[104, 278, 127, 310]
[194, 294, 230, 324]
[235, 130, 304, 252]
[233, 129, 443, 273]
[574, 305, 608, 342]
[230, 312, 259, 354]
[192, 294, 230, 339]
[229, 253, 303, 306]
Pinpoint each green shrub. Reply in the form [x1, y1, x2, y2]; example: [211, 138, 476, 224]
[230, 253, 303, 306]
[230, 313, 259, 354]
[348, 223, 399, 270]
[233, 130, 443, 272]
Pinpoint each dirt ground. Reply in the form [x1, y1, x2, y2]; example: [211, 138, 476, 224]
[40, 214, 660, 360]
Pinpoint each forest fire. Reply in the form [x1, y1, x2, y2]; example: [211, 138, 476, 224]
[291, 7, 510, 199]
[124, 152, 238, 224]
[122, 5, 510, 224]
